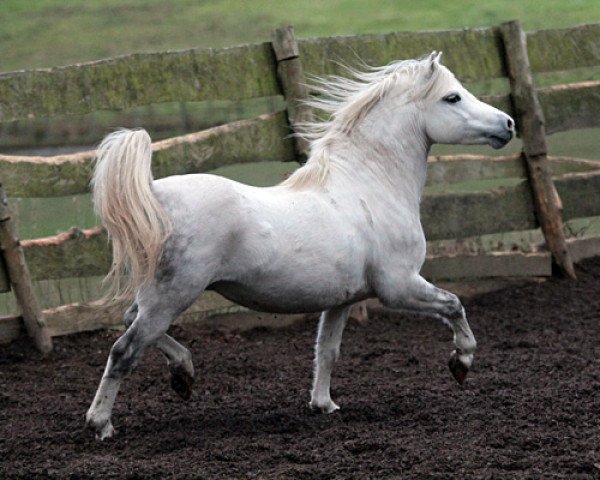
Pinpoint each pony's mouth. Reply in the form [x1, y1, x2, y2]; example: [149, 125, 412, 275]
[486, 132, 513, 149]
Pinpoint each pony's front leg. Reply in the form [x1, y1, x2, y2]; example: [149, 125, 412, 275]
[310, 305, 351, 413]
[380, 274, 477, 384]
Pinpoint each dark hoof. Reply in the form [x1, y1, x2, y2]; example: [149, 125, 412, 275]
[170, 365, 194, 400]
[448, 352, 469, 385]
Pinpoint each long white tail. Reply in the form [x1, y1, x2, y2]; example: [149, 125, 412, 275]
[92, 129, 171, 301]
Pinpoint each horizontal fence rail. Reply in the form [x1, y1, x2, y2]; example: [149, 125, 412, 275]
[538, 81, 600, 134]
[425, 155, 599, 185]
[483, 81, 600, 135]
[0, 44, 281, 123]
[527, 23, 600, 73]
[298, 27, 505, 82]
[0, 112, 295, 197]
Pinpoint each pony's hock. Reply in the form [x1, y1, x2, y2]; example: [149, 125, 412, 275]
[85, 53, 512, 438]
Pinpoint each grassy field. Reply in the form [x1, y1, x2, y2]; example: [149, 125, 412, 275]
[2, 0, 599, 71]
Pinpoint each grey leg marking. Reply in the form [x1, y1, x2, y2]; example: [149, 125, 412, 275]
[124, 302, 195, 399]
[86, 304, 177, 440]
[157, 335, 195, 400]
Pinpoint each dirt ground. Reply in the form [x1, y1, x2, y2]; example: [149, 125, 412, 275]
[1, 258, 600, 479]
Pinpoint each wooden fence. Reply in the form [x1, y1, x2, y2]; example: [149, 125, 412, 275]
[0, 21, 599, 350]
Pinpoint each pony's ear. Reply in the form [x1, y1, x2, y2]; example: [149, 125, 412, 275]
[427, 51, 443, 64]
[426, 51, 442, 77]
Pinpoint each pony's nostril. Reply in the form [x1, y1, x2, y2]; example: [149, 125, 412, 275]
[507, 118, 514, 130]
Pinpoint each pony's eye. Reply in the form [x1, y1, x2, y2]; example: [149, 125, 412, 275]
[443, 93, 461, 104]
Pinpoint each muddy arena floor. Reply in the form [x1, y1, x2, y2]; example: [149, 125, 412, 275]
[1, 257, 600, 479]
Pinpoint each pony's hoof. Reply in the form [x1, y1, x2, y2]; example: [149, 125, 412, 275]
[448, 350, 471, 385]
[170, 364, 194, 400]
[85, 415, 115, 440]
[309, 398, 340, 414]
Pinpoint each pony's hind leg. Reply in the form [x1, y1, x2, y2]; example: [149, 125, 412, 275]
[310, 305, 351, 413]
[158, 335, 194, 400]
[86, 295, 188, 440]
[124, 303, 194, 400]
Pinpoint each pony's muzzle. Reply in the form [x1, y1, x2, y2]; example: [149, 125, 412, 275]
[486, 114, 515, 149]
[487, 131, 512, 149]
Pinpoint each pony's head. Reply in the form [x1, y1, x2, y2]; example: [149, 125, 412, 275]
[299, 51, 514, 151]
[285, 52, 514, 189]
[416, 52, 514, 149]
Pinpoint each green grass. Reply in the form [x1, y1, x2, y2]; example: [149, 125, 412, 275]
[1, 0, 599, 71]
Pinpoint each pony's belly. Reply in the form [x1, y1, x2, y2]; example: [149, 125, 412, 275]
[210, 280, 371, 314]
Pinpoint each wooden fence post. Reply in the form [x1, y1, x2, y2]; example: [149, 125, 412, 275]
[0, 184, 53, 353]
[271, 25, 369, 322]
[500, 20, 576, 279]
[271, 25, 312, 163]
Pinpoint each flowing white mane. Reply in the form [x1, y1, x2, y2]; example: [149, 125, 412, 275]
[282, 55, 454, 189]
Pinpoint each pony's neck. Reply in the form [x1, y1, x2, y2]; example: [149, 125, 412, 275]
[330, 103, 430, 204]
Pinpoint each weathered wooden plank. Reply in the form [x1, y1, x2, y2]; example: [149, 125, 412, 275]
[426, 154, 525, 185]
[501, 20, 576, 279]
[527, 23, 600, 74]
[0, 111, 295, 198]
[0, 186, 52, 352]
[0, 314, 24, 343]
[556, 170, 600, 221]
[272, 26, 312, 161]
[567, 235, 600, 263]
[426, 154, 599, 186]
[547, 156, 600, 176]
[0, 292, 305, 344]
[299, 27, 505, 82]
[538, 81, 600, 134]
[0, 43, 281, 122]
[421, 251, 551, 280]
[22, 227, 111, 282]
[422, 181, 536, 240]
[151, 111, 295, 178]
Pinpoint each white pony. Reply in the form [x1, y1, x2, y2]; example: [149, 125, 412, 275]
[86, 52, 514, 439]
